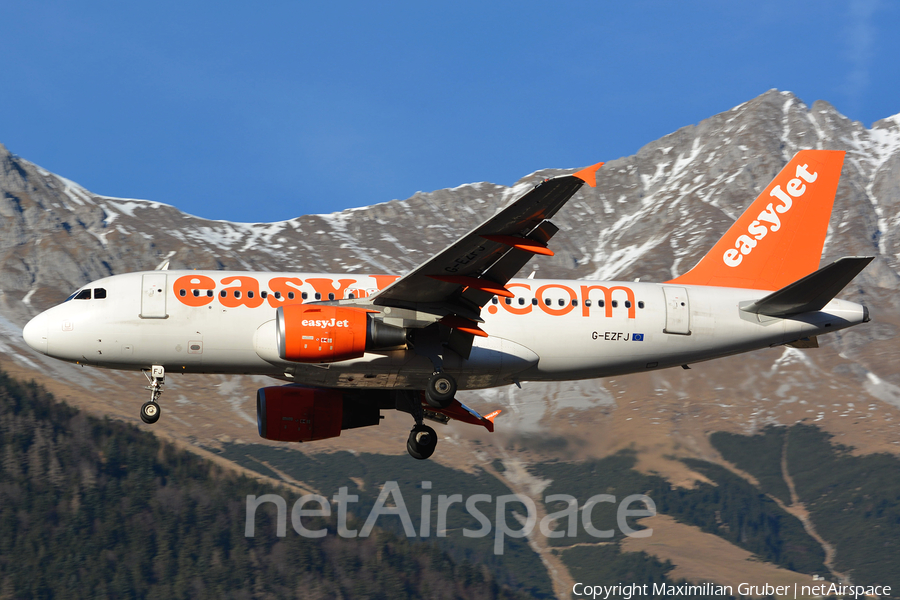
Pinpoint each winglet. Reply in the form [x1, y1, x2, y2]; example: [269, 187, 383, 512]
[483, 409, 501, 422]
[572, 161, 604, 187]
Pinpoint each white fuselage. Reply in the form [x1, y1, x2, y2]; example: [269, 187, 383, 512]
[23, 270, 867, 391]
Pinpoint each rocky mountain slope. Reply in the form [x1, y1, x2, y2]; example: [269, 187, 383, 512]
[1, 89, 899, 471]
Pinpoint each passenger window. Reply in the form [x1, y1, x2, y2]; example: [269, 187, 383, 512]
[531, 298, 538, 305]
[247, 291, 254, 299]
[638, 301, 645, 309]
[274, 292, 282, 299]
[192, 289, 200, 297]
[220, 290, 227, 298]
[261, 291, 268, 299]
[207, 290, 213, 297]
[234, 291, 241, 299]
[288, 292, 295, 300]
[75, 289, 91, 300]
[544, 298, 551, 306]
[315, 293, 322, 300]
[348, 293, 355, 299]
[585, 299, 592, 307]
[491, 297, 498, 305]
[558, 299, 565, 307]
[572, 299, 578, 306]
[94, 288, 107, 299]
[625, 301, 632, 308]
[518, 297, 525, 305]
[612, 300, 618, 308]
[328, 293, 335, 300]
[598, 300, 605, 307]
[505, 298, 512, 305]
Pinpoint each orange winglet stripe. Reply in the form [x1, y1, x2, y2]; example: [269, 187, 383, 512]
[480, 235, 554, 256]
[572, 161, 604, 187]
[428, 275, 514, 298]
[483, 409, 501, 422]
[439, 315, 489, 337]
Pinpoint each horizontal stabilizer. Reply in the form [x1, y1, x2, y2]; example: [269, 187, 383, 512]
[741, 256, 873, 317]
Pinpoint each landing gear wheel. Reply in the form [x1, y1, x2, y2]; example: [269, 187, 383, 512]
[407, 424, 437, 460]
[425, 372, 456, 409]
[140, 401, 161, 424]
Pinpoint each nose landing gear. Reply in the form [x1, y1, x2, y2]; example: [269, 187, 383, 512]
[140, 365, 165, 424]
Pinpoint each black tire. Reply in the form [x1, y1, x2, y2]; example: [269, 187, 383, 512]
[140, 401, 161, 424]
[424, 372, 456, 409]
[406, 425, 437, 460]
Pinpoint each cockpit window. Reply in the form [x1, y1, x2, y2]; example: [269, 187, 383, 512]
[74, 289, 92, 300]
[94, 288, 107, 299]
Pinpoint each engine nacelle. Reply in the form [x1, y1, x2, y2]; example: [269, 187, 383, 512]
[276, 305, 406, 363]
[257, 385, 387, 442]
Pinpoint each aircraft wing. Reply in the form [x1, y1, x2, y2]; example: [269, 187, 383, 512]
[369, 162, 603, 336]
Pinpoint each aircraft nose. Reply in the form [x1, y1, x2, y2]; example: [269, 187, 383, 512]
[23, 312, 49, 355]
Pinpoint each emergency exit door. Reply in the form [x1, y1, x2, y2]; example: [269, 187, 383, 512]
[663, 286, 690, 335]
[141, 273, 168, 319]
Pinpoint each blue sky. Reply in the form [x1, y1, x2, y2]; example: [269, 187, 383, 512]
[1, 1, 897, 223]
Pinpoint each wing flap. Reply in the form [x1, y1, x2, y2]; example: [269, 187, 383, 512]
[372, 171, 598, 309]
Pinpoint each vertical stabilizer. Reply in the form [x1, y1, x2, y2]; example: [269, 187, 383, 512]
[669, 150, 845, 291]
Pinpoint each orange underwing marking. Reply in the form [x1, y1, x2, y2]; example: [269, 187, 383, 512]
[484, 409, 501, 422]
[571, 161, 605, 187]
[439, 315, 488, 337]
[480, 234, 554, 256]
[428, 275, 514, 298]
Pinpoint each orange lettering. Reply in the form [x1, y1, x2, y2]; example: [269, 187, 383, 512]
[536, 284, 576, 316]
[499, 283, 533, 315]
[306, 278, 358, 301]
[220, 276, 264, 309]
[173, 275, 215, 307]
[267, 277, 305, 307]
[580, 285, 635, 318]
[371, 275, 400, 290]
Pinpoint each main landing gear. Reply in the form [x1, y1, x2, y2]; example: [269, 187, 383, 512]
[140, 365, 165, 424]
[424, 371, 457, 409]
[407, 424, 437, 460]
[395, 388, 443, 460]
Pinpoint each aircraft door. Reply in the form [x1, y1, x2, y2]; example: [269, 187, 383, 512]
[141, 273, 168, 319]
[662, 286, 691, 335]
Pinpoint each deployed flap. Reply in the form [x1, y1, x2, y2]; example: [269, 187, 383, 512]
[371, 163, 602, 325]
[740, 256, 873, 317]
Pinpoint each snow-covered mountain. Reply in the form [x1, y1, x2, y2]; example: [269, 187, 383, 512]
[1, 89, 899, 466]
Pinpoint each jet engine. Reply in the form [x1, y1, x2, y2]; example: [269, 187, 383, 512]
[257, 385, 388, 442]
[276, 305, 406, 363]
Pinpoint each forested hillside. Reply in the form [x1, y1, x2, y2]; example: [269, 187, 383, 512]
[0, 370, 526, 599]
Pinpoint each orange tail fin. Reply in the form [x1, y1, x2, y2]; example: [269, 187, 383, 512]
[668, 150, 845, 291]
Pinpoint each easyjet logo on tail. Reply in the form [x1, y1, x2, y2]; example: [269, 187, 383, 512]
[723, 163, 818, 268]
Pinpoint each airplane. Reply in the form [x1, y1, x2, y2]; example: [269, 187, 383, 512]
[22, 150, 872, 460]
